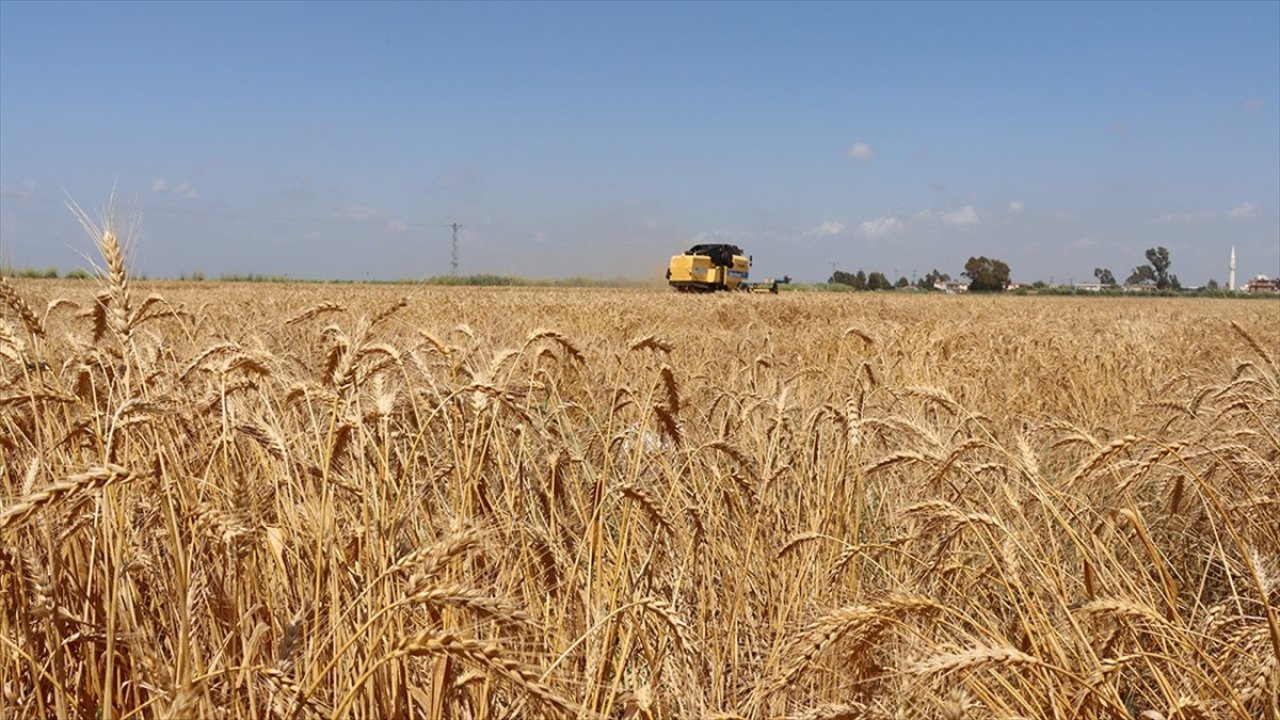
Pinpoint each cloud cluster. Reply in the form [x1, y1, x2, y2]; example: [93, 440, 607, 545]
[333, 203, 409, 234]
[335, 204, 382, 222]
[852, 204, 986, 240]
[805, 221, 846, 237]
[816, 195, 1261, 256]
[150, 178, 197, 199]
[0, 180, 38, 201]
[859, 216, 905, 238]
[1147, 203, 1259, 225]
[1228, 202, 1258, 220]
[942, 206, 980, 226]
[1149, 210, 1215, 225]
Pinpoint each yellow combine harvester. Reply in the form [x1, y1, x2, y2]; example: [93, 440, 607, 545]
[665, 243, 789, 293]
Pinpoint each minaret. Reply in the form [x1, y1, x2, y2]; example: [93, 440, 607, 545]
[1229, 245, 1236, 291]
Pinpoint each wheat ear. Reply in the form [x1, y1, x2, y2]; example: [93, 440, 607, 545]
[1, 465, 140, 531]
[0, 275, 45, 337]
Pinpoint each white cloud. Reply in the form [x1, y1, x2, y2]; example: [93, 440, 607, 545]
[336, 204, 381, 222]
[151, 177, 197, 199]
[942, 206, 980, 226]
[1008, 200, 1024, 213]
[860, 216, 905, 238]
[334, 203, 407, 233]
[0, 180, 38, 201]
[847, 142, 875, 162]
[805, 221, 846, 237]
[855, 205, 981, 236]
[1228, 203, 1259, 220]
[1149, 210, 1215, 225]
[432, 169, 477, 190]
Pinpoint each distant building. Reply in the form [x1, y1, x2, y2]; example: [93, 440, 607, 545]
[1124, 279, 1158, 293]
[1073, 282, 1105, 293]
[1005, 281, 1030, 291]
[935, 280, 969, 293]
[1245, 275, 1279, 294]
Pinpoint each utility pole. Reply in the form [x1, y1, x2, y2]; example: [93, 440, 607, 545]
[449, 223, 463, 276]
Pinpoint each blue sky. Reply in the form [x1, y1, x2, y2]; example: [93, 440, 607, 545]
[2, 1, 1277, 284]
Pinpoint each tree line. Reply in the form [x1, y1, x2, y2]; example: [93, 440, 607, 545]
[829, 247, 1183, 292]
[828, 257, 1010, 292]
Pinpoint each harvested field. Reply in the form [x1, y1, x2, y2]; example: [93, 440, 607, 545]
[2, 267, 1278, 718]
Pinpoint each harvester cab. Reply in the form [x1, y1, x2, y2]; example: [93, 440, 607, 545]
[666, 244, 788, 293]
[666, 243, 750, 292]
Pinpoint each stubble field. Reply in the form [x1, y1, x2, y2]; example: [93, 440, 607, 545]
[2, 261, 1278, 719]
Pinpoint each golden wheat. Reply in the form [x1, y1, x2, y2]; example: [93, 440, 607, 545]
[1, 243, 1277, 720]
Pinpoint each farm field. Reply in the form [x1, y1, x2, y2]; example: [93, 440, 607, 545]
[2, 271, 1278, 719]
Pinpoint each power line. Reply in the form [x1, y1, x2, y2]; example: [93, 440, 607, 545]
[0, 189, 461, 230]
[0, 190, 687, 249]
[0, 191, 555, 250]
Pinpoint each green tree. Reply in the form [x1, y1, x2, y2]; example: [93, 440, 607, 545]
[962, 256, 1011, 292]
[829, 270, 858, 287]
[829, 270, 870, 290]
[1126, 265, 1156, 286]
[1093, 268, 1117, 286]
[895, 276, 910, 288]
[1146, 246, 1173, 289]
[866, 271, 892, 291]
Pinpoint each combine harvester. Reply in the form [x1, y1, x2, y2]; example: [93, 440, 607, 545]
[665, 243, 790, 294]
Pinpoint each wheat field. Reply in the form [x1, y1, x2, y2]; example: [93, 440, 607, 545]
[1, 231, 1277, 719]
